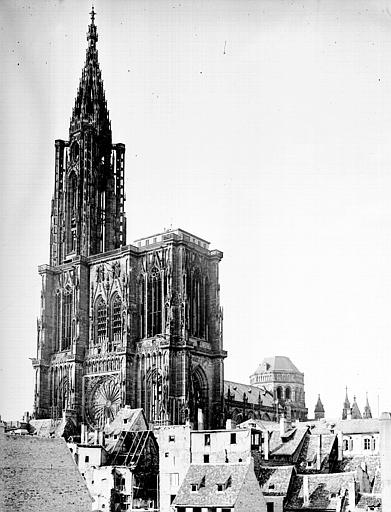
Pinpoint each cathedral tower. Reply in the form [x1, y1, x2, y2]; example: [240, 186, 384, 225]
[32, 11, 225, 431]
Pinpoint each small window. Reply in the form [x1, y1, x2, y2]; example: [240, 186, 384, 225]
[217, 484, 224, 492]
[146, 240, 149, 246]
[191, 484, 198, 492]
[204, 434, 211, 446]
[169, 473, 179, 486]
[178, 508, 185, 512]
[194, 508, 201, 512]
[364, 438, 371, 450]
[222, 508, 231, 512]
[204, 454, 209, 463]
[266, 504, 274, 512]
[170, 495, 176, 504]
[69, 448, 73, 453]
[165, 452, 169, 458]
[153, 237, 157, 243]
[230, 433, 236, 444]
[85, 456, 89, 463]
[169, 435, 175, 442]
[343, 439, 349, 451]
[138, 242, 141, 247]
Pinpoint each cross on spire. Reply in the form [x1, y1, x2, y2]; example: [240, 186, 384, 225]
[90, 5, 95, 24]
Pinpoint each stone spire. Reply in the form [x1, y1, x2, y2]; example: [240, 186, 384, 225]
[314, 394, 325, 420]
[69, 6, 111, 138]
[342, 386, 351, 420]
[363, 393, 372, 419]
[351, 395, 362, 420]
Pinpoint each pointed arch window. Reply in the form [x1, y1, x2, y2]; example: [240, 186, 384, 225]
[96, 296, 107, 343]
[62, 289, 72, 350]
[111, 293, 122, 341]
[55, 292, 61, 351]
[147, 267, 162, 337]
[140, 277, 145, 339]
[190, 269, 204, 338]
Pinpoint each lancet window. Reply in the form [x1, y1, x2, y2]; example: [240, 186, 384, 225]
[111, 293, 122, 341]
[96, 296, 107, 343]
[147, 267, 162, 337]
[62, 289, 73, 350]
[189, 268, 204, 338]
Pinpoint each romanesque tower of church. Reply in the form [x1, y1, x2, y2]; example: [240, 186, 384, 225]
[32, 10, 225, 431]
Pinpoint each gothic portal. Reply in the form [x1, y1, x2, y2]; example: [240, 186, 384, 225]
[32, 10, 226, 431]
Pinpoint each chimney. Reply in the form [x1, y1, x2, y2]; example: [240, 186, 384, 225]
[81, 424, 87, 444]
[380, 412, 391, 512]
[264, 431, 269, 461]
[226, 418, 236, 430]
[303, 475, 309, 507]
[23, 411, 30, 423]
[316, 434, 322, 471]
[337, 431, 343, 461]
[347, 408, 352, 421]
[280, 416, 287, 437]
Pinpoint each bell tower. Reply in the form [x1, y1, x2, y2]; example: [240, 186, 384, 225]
[32, 9, 126, 421]
[50, 8, 126, 267]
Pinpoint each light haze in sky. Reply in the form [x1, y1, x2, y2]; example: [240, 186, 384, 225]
[1, 0, 391, 420]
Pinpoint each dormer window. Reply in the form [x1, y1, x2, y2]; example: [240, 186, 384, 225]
[217, 476, 231, 492]
[191, 476, 205, 492]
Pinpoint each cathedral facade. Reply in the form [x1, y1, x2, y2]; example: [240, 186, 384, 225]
[32, 11, 226, 431]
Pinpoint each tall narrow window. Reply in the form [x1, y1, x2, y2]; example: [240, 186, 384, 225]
[62, 290, 72, 350]
[68, 173, 77, 253]
[140, 278, 145, 338]
[191, 269, 203, 338]
[111, 294, 122, 341]
[147, 268, 162, 337]
[96, 297, 107, 343]
[55, 292, 61, 351]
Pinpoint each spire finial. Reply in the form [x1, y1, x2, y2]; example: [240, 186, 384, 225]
[90, 4, 96, 24]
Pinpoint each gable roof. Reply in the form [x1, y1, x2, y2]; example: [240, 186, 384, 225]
[173, 463, 250, 507]
[257, 465, 295, 496]
[299, 434, 337, 468]
[286, 472, 355, 510]
[29, 417, 77, 439]
[104, 407, 148, 451]
[269, 425, 309, 457]
[224, 380, 274, 408]
[0, 433, 91, 511]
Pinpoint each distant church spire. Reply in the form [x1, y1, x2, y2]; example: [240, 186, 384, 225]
[49, 9, 126, 266]
[314, 394, 325, 420]
[363, 393, 372, 419]
[351, 395, 362, 419]
[342, 386, 351, 420]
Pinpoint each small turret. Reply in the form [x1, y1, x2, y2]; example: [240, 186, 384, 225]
[314, 394, 325, 420]
[342, 386, 351, 420]
[351, 395, 362, 420]
[363, 393, 372, 419]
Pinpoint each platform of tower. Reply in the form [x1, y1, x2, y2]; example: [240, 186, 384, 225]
[32, 9, 226, 432]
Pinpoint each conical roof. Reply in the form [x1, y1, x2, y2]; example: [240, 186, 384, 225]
[363, 393, 372, 419]
[314, 394, 325, 413]
[253, 356, 301, 375]
[351, 396, 362, 420]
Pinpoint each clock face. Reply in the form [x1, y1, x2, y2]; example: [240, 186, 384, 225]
[86, 376, 121, 428]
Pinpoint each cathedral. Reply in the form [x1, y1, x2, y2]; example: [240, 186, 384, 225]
[32, 10, 226, 431]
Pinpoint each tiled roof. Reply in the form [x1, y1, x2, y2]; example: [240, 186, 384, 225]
[252, 356, 301, 375]
[0, 433, 91, 511]
[356, 493, 382, 510]
[257, 465, 295, 495]
[333, 418, 380, 434]
[269, 425, 309, 457]
[29, 417, 77, 439]
[300, 434, 337, 467]
[238, 418, 281, 431]
[104, 407, 147, 451]
[224, 380, 274, 407]
[336, 455, 380, 488]
[286, 472, 355, 510]
[173, 463, 250, 507]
